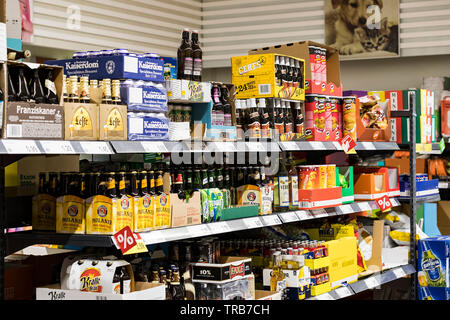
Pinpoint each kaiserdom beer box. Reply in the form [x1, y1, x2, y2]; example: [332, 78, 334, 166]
[121, 82, 168, 113]
[46, 56, 164, 82]
[127, 112, 169, 141]
[231, 53, 305, 100]
[191, 257, 252, 283]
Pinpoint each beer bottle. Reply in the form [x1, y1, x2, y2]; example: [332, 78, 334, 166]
[220, 85, 232, 127]
[201, 168, 209, 189]
[236, 167, 244, 188]
[248, 98, 261, 138]
[213, 84, 224, 126]
[274, 99, 284, 136]
[259, 98, 270, 139]
[193, 168, 202, 190]
[287, 153, 299, 209]
[208, 167, 216, 188]
[78, 173, 90, 199]
[185, 168, 194, 193]
[156, 168, 164, 195]
[106, 172, 117, 199]
[229, 167, 237, 205]
[284, 101, 294, 138]
[7, 48, 31, 60]
[235, 100, 242, 139]
[191, 30, 202, 82]
[280, 56, 288, 89]
[102, 79, 113, 104]
[274, 154, 289, 212]
[17, 67, 30, 102]
[151, 267, 160, 284]
[170, 267, 185, 300]
[247, 167, 255, 185]
[215, 167, 224, 189]
[139, 171, 148, 196]
[67, 173, 79, 196]
[293, 59, 300, 88]
[294, 102, 304, 136]
[8, 72, 17, 102]
[148, 170, 156, 196]
[112, 80, 121, 105]
[275, 55, 282, 86]
[69, 76, 79, 103]
[175, 170, 185, 198]
[287, 58, 294, 88]
[38, 172, 47, 194]
[130, 171, 139, 198]
[30, 69, 46, 104]
[62, 75, 68, 103]
[44, 69, 58, 104]
[79, 76, 90, 103]
[177, 29, 193, 80]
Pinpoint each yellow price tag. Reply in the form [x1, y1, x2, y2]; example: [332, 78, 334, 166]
[181, 90, 186, 96]
[416, 144, 424, 152]
[424, 144, 432, 152]
[167, 91, 173, 97]
[123, 233, 148, 255]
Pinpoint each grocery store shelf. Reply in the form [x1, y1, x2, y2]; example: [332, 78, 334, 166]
[5, 199, 398, 252]
[278, 141, 342, 151]
[0, 139, 114, 155]
[310, 264, 415, 300]
[398, 193, 441, 203]
[355, 142, 399, 151]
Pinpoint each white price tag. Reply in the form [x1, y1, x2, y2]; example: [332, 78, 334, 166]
[141, 230, 166, 245]
[312, 208, 327, 217]
[141, 141, 168, 153]
[280, 141, 296, 151]
[332, 141, 342, 150]
[314, 292, 334, 300]
[246, 142, 265, 152]
[340, 205, 353, 214]
[280, 211, 299, 223]
[208, 222, 231, 234]
[392, 268, 406, 279]
[244, 217, 263, 229]
[361, 142, 375, 150]
[81, 142, 112, 154]
[358, 202, 372, 212]
[2, 140, 40, 154]
[438, 182, 448, 189]
[40, 141, 75, 154]
[335, 286, 352, 298]
[23, 62, 40, 69]
[262, 215, 282, 225]
[295, 211, 309, 220]
[365, 277, 380, 289]
[187, 224, 211, 237]
[310, 141, 325, 150]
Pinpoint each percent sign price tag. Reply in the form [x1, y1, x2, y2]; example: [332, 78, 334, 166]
[123, 233, 148, 255]
[338, 135, 356, 154]
[376, 195, 393, 212]
[113, 226, 137, 254]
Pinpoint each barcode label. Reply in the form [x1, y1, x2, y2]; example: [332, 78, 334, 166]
[258, 84, 271, 95]
[7, 124, 22, 138]
[96, 296, 108, 300]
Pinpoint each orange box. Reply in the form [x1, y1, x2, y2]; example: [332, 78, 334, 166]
[298, 186, 342, 209]
[353, 173, 386, 200]
[385, 158, 427, 175]
[356, 97, 391, 142]
[354, 166, 400, 198]
[298, 166, 320, 190]
[319, 165, 328, 189]
[327, 165, 336, 188]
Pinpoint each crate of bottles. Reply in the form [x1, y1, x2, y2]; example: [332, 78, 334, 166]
[46, 50, 164, 82]
[231, 53, 305, 101]
[191, 257, 252, 282]
[3, 61, 65, 140]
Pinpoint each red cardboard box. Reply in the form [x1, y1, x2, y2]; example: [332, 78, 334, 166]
[386, 90, 403, 111]
[354, 167, 399, 199]
[390, 118, 402, 144]
[298, 187, 342, 209]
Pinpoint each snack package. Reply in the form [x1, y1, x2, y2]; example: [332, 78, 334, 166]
[390, 226, 429, 246]
[359, 95, 389, 129]
[379, 210, 410, 229]
[342, 96, 357, 140]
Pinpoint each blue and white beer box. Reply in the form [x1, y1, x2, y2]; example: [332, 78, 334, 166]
[121, 84, 168, 113]
[263, 267, 311, 300]
[46, 56, 164, 82]
[127, 113, 169, 141]
[418, 286, 450, 300]
[418, 237, 449, 288]
[399, 175, 439, 198]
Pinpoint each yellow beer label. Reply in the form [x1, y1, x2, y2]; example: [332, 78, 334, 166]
[134, 194, 155, 232]
[119, 180, 125, 190]
[71, 106, 93, 137]
[114, 195, 134, 233]
[237, 185, 261, 207]
[150, 179, 155, 188]
[86, 195, 114, 234]
[141, 179, 147, 190]
[105, 108, 124, 138]
[107, 179, 115, 190]
[155, 193, 170, 229]
[156, 177, 163, 187]
[32, 194, 56, 231]
[56, 195, 85, 234]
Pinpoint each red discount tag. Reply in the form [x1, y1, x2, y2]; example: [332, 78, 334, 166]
[113, 226, 137, 254]
[376, 195, 393, 212]
[338, 135, 356, 154]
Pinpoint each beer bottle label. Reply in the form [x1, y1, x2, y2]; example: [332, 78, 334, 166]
[141, 179, 147, 190]
[193, 58, 202, 76]
[184, 58, 193, 75]
[114, 195, 134, 233]
[71, 107, 93, 136]
[135, 194, 155, 232]
[224, 113, 232, 126]
[274, 122, 285, 134]
[278, 176, 290, 207]
[260, 185, 274, 215]
[203, 178, 208, 186]
[56, 195, 85, 234]
[32, 194, 56, 231]
[85, 195, 113, 235]
[105, 108, 124, 138]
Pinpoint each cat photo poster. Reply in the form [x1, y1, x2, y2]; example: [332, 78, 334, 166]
[324, 0, 399, 59]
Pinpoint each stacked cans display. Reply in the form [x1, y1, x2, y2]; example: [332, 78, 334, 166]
[304, 94, 343, 141]
[234, 98, 304, 140]
[308, 46, 327, 83]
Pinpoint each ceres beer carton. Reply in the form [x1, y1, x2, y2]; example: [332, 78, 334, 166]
[60, 256, 133, 294]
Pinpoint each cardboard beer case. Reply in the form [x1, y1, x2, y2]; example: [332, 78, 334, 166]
[191, 257, 252, 283]
[64, 102, 98, 140]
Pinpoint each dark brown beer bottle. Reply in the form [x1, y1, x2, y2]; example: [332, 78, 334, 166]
[177, 29, 192, 80]
[191, 30, 202, 82]
[8, 71, 17, 102]
[38, 172, 47, 194]
[7, 49, 31, 60]
[147, 170, 156, 196]
[48, 172, 59, 197]
[106, 172, 117, 199]
[44, 69, 58, 104]
[17, 67, 30, 102]
[30, 69, 46, 104]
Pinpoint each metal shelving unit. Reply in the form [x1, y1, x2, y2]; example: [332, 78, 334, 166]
[0, 107, 426, 300]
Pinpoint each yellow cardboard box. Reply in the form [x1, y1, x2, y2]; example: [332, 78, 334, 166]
[231, 53, 305, 100]
[327, 237, 358, 289]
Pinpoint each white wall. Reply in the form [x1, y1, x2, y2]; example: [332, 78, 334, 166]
[203, 54, 450, 91]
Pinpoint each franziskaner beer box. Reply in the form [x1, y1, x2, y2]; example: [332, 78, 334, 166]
[231, 53, 305, 100]
[46, 55, 164, 82]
